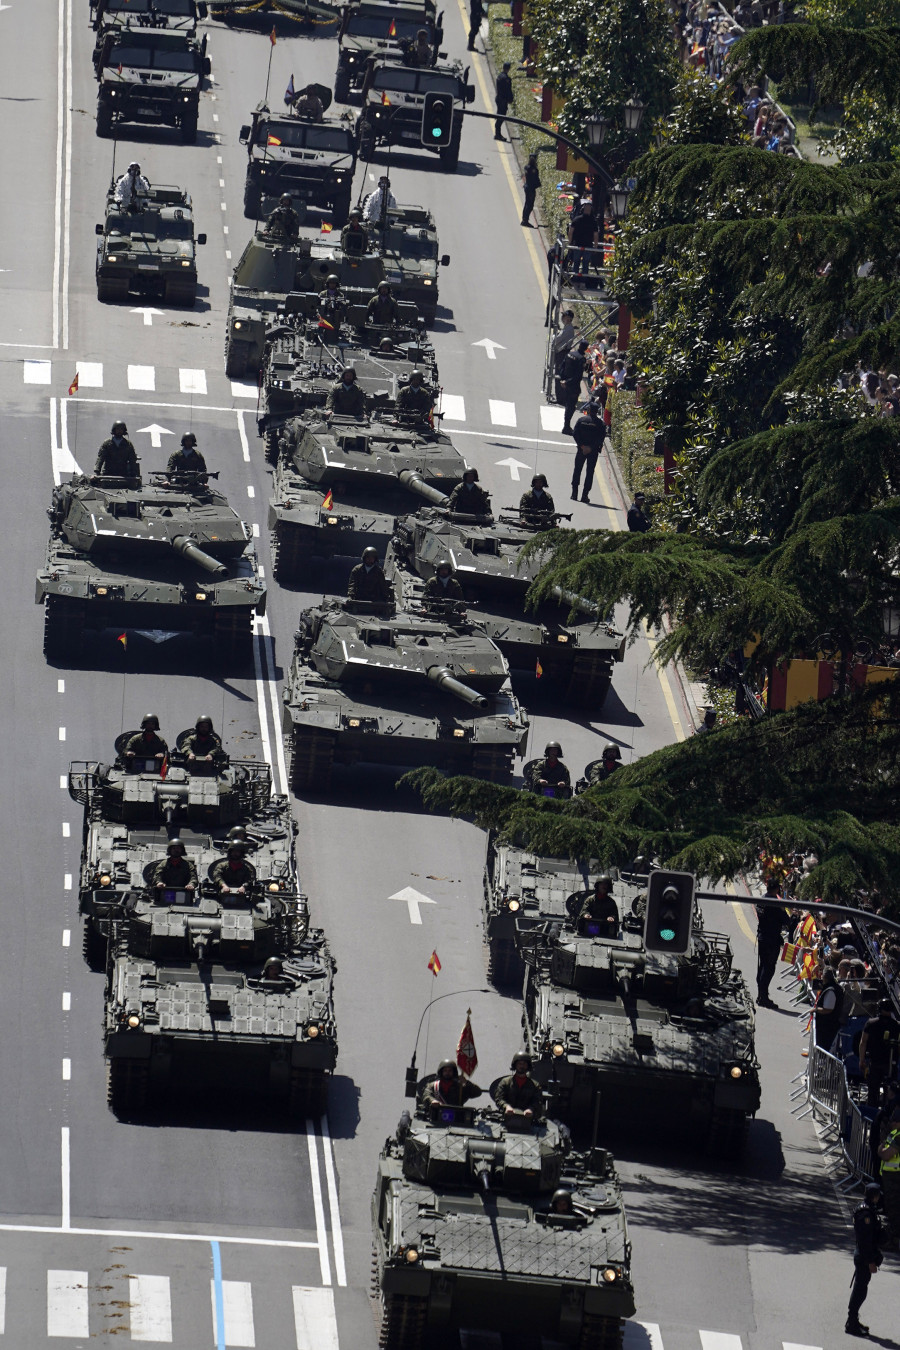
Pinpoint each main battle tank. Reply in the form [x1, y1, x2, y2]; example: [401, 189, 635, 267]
[372, 1098, 634, 1349]
[388, 509, 625, 704]
[282, 599, 528, 790]
[515, 853, 761, 1156]
[37, 473, 265, 665]
[269, 412, 464, 581]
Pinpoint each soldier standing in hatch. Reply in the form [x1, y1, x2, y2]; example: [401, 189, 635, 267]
[493, 1051, 545, 1121]
[424, 560, 464, 602]
[124, 713, 168, 766]
[95, 421, 139, 478]
[527, 741, 570, 794]
[166, 432, 208, 478]
[519, 474, 556, 524]
[211, 843, 256, 897]
[340, 209, 368, 256]
[267, 193, 300, 240]
[421, 1059, 482, 1106]
[149, 840, 198, 895]
[347, 547, 392, 603]
[367, 281, 400, 327]
[576, 876, 619, 936]
[325, 367, 367, 418]
[447, 467, 491, 515]
[397, 371, 435, 421]
[181, 715, 226, 766]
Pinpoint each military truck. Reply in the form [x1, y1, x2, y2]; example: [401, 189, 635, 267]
[95, 183, 206, 305]
[225, 231, 386, 377]
[94, 27, 210, 141]
[239, 96, 357, 225]
[357, 60, 474, 171]
[388, 509, 626, 704]
[334, 0, 443, 104]
[372, 1096, 634, 1349]
[367, 203, 448, 326]
[91, 0, 207, 34]
[514, 854, 761, 1156]
[283, 599, 528, 788]
[37, 473, 265, 666]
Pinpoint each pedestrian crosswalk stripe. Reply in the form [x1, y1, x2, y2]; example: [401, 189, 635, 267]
[47, 1269, 89, 1338]
[0, 1267, 6, 1335]
[23, 359, 52, 384]
[180, 368, 207, 395]
[76, 362, 104, 388]
[700, 1334, 743, 1350]
[128, 365, 156, 391]
[438, 392, 466, 421]
[489, 399, 517, 427]
[211, 1279, 255, 1347]
[128, 1273, 173, 1343]
[292, 1286, 338, 1350]
[540, 404, 564, 432]
[231, 381, 258, 399]
[783, 1344, 822, 1350]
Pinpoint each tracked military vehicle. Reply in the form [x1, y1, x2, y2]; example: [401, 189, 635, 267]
[369, 203, 448, 326]
[240, 96, 357, 224]
[334, 0, 443, 104]
[269, 410, 463, 579]
[91, 0, 207, 35]
[283, 599, 528, 789]
[37, 473, 265, 665]
[94, 27, 209, 141]
[225, 231, 387, 377]
[95, 183, 206, 305]
[388, 509, 625, 704]
[372, 1096, 634, 1349]
[515, 854, 761, 1156]
[358, 59, 473, 171]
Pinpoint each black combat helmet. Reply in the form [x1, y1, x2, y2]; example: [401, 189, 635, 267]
[166, 839, 186, 856]
[510, 1050, 532, 1069]
[865, 1182, 883, 1204]
[112, 420, 128, 435]
[226, 826, 248, 842]
[342, 366, 357, 381]
[531, 474, 548, 489]
[227, 842, 247, 858]
[181, 432, 197, 446]
[325, 273, 340, 288]
[279, 193, 292, 207]
[602, 742, 621, 759]
[141, 713, 160, 730]
[361, 546, 379, 564]
[544, 741, 563, 755]
[550, 1189, 573, 1213]
[349, 208, 363, 221]
[463, 467, 479, 481]
[437, 1058, 459, 1077]
[195, 714, 214, 732]
[409, 370, 424, 384]
[436, 558, 453, 574]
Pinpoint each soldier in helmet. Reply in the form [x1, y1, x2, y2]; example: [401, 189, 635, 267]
[292, 84, 324, 121]
[181, 715, 225, 766]
[397, 370, 435, 421]
[95, 421, 139, 479]
[166, 431, 208, 478]
[577, 875, 619, 936]
[493, 1051, 545, 1121]
[366, 280, 400, 327]
[325, 366, 367, 419]
[347, 546, 391, 603]
[318, 274, 348, 329]
[149, 839, 198, 895]
[550, 1189, 574, 1215]
[420, 1058, 482, 1108]
[340, 208, 368, 257]
[447, 467, 491, 515]
[519, 473, 556, 525]
[846, 1182, 886, 1336]
[587, 742, 622, 786]
[211, 842, 257, 897]
[113, 160, 150, 212]
[124, 713, 168, 767]
[528, 742, 571, 793]
[424, 559, 464, 602]
[267, 193, 301, 240]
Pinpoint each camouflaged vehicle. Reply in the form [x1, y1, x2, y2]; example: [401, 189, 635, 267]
[388, 509, 625, 704]
[368, 203, 448, 326]
[37, 473, 265, 666]
[94, 27, 209, 141]
[511, 851, 761, 1156]
[282, 598, 528, 789]
[372, 1095, 634, 1349]
[225, 231, 387, 377]
[95, 183, 206, 305]
[357, 59, 473, 171]
[91, 0, 207, 36]
[334, 0, 443, 104]
[239, 97, 357, 224]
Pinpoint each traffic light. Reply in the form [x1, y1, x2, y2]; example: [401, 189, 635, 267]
[422, 91, 454, 147]
[643, 870, 695, 955]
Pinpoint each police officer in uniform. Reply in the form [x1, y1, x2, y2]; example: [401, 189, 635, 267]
[447, 468, 491, 515]
[420, 1059, 482, 1107]
[124, 713, 168, 766]
[519, 474, 556, 524]
[755, 882, 791, 1008]
[424, 560, 464, 602]
[397, 371, 435, 421]
[149, 839, 198, 895]
[211, 843, 256, 897]
[182, 714, 225, 766]
[340, 209, 368, 257]
[95, 421, 139, 478]
[846, 1183, 886, 1336]
[493, 1051, 545, 1121]
[347, 546, 392, 603]
[166, 432, 208, 478]
[325, 366, 367, 418]
[576, 875, 618, 936]
[878, 1102, 900, 1246]
[527, 741, 570, 793]
[267, 193, 300, 240]
[366, 280, 400, 327]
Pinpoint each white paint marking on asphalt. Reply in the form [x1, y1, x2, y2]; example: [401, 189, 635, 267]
[62, 992, 71, 1011]
[0, 1220, 317, 1247]
[540, 404, 565, 432]
[60, 1128, 70, 1232]
[472, 337, 505, 359]
[47, 1269, 87, 1336]
[252, 523, 260, 537]
[128, 366, 156, 391]
[489, 399, 517, 427]
[387, 886, 435, 925]
[62, 1059, 71, 1081]
[217, 156, 223, 164]
[783, 1345, 822, 1350]
[53, 0, 64, 349]
[213, 113, 219, 122]
[306, 1122, 332, 1286]
[495, 456, 530, 482]
[137, 423, 173, 449]
[232, 382, 259, 400]
[258, 565, 265, 579]
[75, 361, 103, 387]
[624, 1323, 663, 1350]
[64, 874, 72, 890]
[293, 1287, 339, 1350]
[368, 172, 375, 180]
[220, 202, 227, 212]
[225, 249, 232, 260]
[219, 179, 226, 188]
[57, 679, 65, 693]
[319, 1119, 347, 1287]
[59, 775, 66, 790]
[258, 614, 288, 797]
[437, 392, 465, 421]
[130, 308, 163, 329]
[63, 0, 72, 348]
[59, 726, 66, 741]
[62, 929, 70, 947]
[251, 623, 275, 788]
[236, 409, 252, 462]
[699, 1335, 743, 1350]
[24, 359, 52, 384]
[57, 399, 83, 481]
[62, 822, 70, 837]
[0, 1266, 6, 1334]
[179, 369, 207, 395]
[129, 1274, 173, 1343]
[210, 1280, 255, 1347]
[247, 485, 255, 498]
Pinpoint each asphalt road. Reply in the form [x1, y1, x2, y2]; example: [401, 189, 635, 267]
[0, 1, 895, 1346]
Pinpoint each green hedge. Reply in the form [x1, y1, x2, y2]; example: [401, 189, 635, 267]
[609, 390, 662, 498]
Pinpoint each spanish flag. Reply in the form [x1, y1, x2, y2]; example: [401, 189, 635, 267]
[799, 912, 817, 943]
[117, 632, 127, 650]
[318, 317, 335, 330]
[159, 753, 168, 781]
[269, 25, 276, 45]
[381, 90, 391, 106]
[387, 18, 396, 35]
[322, 489, 334, 511]
[535, 657, 543, 679]
[427, 950, 441, 977]
[267, 134, 282, 146]
[68, 372, 79, 396]
[320, 220, 333, 233]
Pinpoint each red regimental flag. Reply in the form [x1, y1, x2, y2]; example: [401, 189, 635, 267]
[456, 1013, 477, 1077]
[318, 317, 334, 330]
[427, 950, 441, 977]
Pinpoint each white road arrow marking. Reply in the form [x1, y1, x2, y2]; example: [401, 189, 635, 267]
[387, 886, 436, 925]
[131, 307, 164, 327]
[136, 424, 174, 449]
[472, 338, 506, 360]
[495, 456, 531, 482]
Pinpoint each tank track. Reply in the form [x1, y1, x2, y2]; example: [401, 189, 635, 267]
[378, 1292, 427, 1350]
[288, 1067, 329, 1120]
[564, 654, 613, 709]
[107, 1058, 150, 1119]
[290, 730, 334, 794]
[43, 596, 86, 662]
[271, 524, 315, 585]
[487, 936, 525, 991]
[578, 1314, 626, 1350]
[471, 748, 513, 783]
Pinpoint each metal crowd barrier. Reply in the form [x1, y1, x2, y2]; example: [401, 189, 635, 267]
[793, 1018, 875, 1190]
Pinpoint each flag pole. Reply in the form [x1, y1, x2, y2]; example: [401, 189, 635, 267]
[264, 26, 276, 103]
[422, 965, 437, 1077]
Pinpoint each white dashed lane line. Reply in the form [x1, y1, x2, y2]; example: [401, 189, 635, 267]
[62, 930, 70, 948]
[58, 726, 66, 741]
[57, 679, 64, 693]
[62, 1060, 71, 1082]
[62, 993, 70, 1012]
[64, 875, 72, 890]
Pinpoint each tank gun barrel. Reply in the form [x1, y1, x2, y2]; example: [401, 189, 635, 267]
[426, 665, 487, 708]
[397, 470, 450, 507]
[171, 534, 228, 577]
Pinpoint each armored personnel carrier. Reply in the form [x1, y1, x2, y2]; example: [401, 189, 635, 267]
[269, 410, 463, 579]
[515, 855, 761, 1156]
[283, 599, 528, 789]
[368, 203, 448, 326]
[239, 96, 357, 224]
[91, 0, 207, 34]
[94, 26, 210, 141]
[37, 473, 265, 666]
[225, 231, 387, 377]
[389, 509, 625, 704]
[95, 183, 206, 305]
[358, 59, 474, 171]
[334, 0, 443, 104]
[372, 1096, 634, 1349]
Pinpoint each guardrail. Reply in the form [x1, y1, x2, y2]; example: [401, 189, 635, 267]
[788, 1000, 875, 1191]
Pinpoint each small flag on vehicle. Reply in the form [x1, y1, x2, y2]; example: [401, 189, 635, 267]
[317, 317, 335, 330]
[284, 73, 295, 106]
[321, 220, 333, 233]
[322, 489, 334, 511]
[456, 1011, 477, 1077]
[387, 18, 397, 35]
[159, 754, 168, 781]
[68, 373, 79, 396]
[117, 632, 127, 650]
[381, 90, 391, 106]
[535, 657, 543, 678]
[427, 950, 441, 977]
[267, 134, 282, 146]
[269, 25, 277, 45]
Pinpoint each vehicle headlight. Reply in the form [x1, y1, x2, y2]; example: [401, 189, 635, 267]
[99, 874, 112, 887]
[507, 898, 520, 912]
[730, 1066, 742, 1079]
[181, 260, 190, 267]
[405, 1248, 418, 1263]
[268, 882, 280, 893]
[96, 586, 108, 596]
[234, 321, 243, 330]
[348, 717, 360, 728]
[126, 1014, 141, 1029]
[552, 1042, 565, 1058]
[306, 1022, 322, 1038]
[557, 634, 569, 643]
[602, 1267, 618, 1283]
[107, 255, 118, 262]
[452, 728, 464, 738]
[423, 279, 432, 285]
[194, 592, 207, 602]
